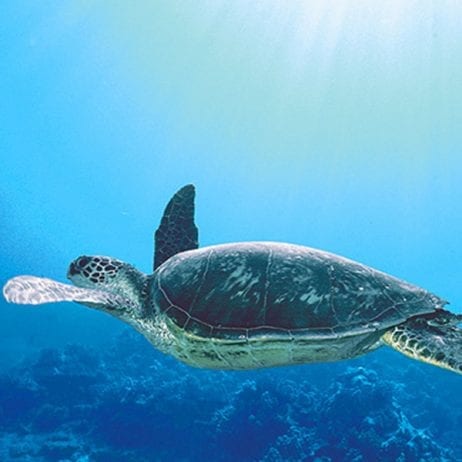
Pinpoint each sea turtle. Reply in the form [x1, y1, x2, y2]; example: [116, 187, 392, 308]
[3, 185, 462, 374]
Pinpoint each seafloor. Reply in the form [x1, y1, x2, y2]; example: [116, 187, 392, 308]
[0, 330, 460, 462]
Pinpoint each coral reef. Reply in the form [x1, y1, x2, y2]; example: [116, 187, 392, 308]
[0, 330, 460, 461]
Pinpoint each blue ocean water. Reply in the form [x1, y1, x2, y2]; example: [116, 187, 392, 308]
[1, 2, 461, 461]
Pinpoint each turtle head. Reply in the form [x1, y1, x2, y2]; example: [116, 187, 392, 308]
[68, 256, 124, 288]
[67, 255, 149, 319]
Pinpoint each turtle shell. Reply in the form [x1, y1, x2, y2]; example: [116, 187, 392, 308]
[152, 242, 445, 340]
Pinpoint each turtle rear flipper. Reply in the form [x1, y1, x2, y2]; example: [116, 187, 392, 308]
[3, 275, 133, 310]
[383, 312, 462, 375]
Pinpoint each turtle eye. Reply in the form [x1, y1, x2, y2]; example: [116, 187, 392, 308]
[78, 257, 90, 268]
[68, 256, 94, 279]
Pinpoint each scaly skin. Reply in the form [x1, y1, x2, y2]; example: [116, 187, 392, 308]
[382, 312, 462, 375]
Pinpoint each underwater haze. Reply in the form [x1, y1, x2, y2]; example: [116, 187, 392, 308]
[1, 1, 461, 461]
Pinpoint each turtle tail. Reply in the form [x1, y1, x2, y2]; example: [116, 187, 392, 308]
[382, 310, 462, 375]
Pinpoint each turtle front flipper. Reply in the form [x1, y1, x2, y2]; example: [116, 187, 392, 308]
[3, 275, 134, 310]
[382, 311, 462, 375]
[154, 184, 198, 270]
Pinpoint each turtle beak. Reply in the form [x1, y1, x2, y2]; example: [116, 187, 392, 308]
[67, 262, 78, 278]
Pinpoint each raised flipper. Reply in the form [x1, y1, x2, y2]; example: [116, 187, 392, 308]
[383, 311, 462, 375]
[3, 275, 135, 311]
[154, 184, 198, 270]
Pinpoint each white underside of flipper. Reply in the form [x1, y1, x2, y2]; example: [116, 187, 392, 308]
[3, 275, 118, 306]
